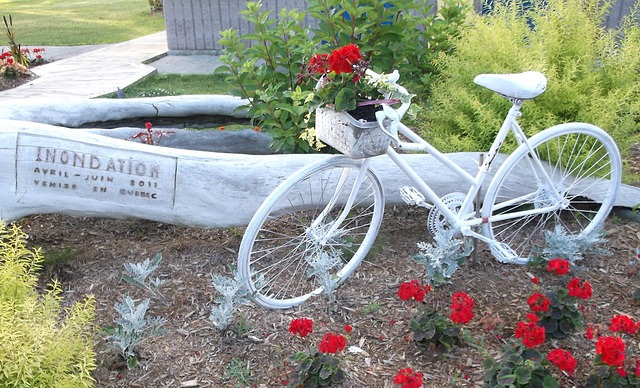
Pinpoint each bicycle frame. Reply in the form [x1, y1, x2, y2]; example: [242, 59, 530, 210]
[376, 99, 566, 237]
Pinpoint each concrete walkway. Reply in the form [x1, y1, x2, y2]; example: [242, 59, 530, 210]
[0, 32, 198, 100]
[1, 32, 227, 101]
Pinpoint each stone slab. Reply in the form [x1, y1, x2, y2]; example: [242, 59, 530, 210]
[1, 120, 638, 229]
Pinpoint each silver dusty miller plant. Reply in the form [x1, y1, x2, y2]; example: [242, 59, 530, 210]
[209, 269, 261, 330]
[306, 250, 342, 302]
[123, 253, 166, 297]
[539, 225, 610, 265]
[106, 293, 167, 369]
[413, 231, 473, 285]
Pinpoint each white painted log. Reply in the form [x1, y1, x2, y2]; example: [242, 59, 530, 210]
[0, 95, 249, 127]
[1, 120, 638, 229]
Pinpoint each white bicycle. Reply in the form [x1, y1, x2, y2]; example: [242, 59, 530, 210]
[238, 70, 622, 309]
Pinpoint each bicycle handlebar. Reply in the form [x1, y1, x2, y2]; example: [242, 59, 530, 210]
[363, 69, 412, 145]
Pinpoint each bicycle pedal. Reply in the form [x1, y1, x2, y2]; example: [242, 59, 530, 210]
[489, 242, 519, 264]
[399, 186, 432, 208]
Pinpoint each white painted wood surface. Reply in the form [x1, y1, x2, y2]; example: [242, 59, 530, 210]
[2, 120, 638, 228]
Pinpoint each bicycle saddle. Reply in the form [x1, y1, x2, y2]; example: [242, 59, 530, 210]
[474, 71, 547, 100]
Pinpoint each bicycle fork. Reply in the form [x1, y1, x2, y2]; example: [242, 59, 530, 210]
[308, 159, 373, 247]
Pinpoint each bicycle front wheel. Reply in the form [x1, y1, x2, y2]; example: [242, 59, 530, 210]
[482, 123, 621, 264]
[238, 156, 385, 309]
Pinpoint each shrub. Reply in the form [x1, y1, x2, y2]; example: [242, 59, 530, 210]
[0, 222, 97, 387]
[217, 0, 468, 153]
[104, 294, 167, 369]
[418, 0, 640, 182]
[216, 2, 317, 153]
[308, 0, 468, 99]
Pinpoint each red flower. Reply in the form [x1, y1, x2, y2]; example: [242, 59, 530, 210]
[308, 53, 329, 74]
[547, 348, 577, 376]
[318, 333, 346, 354]
[397, 280, 428, 302]
[344, 325, 353, 333]
[567, 278, 592, 299]
[288, 318, 313, 338]
[450, 292, 475, 324]
[617, 368, 627, 377]
[586, 327, 595, 340]
[328, 44, 362, 74]
[145, 122, 153, 131]
[531, 277, 539, 284]
[610, 315, 637, 335]
[595, 336, 626, 367]
[527, 293, 550, 313]
[394, 368, 424, 388]
[547, 258, 570, 275]
[515, 320, 545, 348]
[526, 313, 539, 323]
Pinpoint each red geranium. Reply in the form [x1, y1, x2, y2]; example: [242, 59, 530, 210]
[609, 315, 637, 335]
[546, 348, 577, 376]
[595, 336, 626, 367]
[397, 280, 428, 302]
[527, 293, 550, 313]
[288, 318, 313, 338]
[450, 292, 475, 324]
[394, 368, 423, 388]
[515, 319, 546, 348]
[308, 53, 328, 74]
[327, 44, 362, 74]
[547, 258, 570, 275]
[317, 333, 346, 354]
[567, 278, 592, 299]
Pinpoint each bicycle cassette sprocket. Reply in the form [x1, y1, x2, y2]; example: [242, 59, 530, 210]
[427, 192, 467, 236]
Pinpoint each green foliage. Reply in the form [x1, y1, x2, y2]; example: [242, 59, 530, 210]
[287, 350, 346, 387]
[223, 358, 256, 387]
[122, 253, 166, 297]
[216, 2, 317, 153]
[209, 269, 258, 330]
[483, 342, 558, 388]
[3, 15, 29, 67]
[306, 251, 342, 303]
[536, 288, 584, 338]
[41, 247, 78, 266]
[362, 301, 382, 316]
[148, 0, 162, 12]
[0, 223, 97, 388]
[540, 226, 610, 265]
[409, 309, 462, 350]
[217, 0, 468, 153]
[309, 0, 468, 99]
[527, 225, 611, 267]
[419, 0, 640, 182]
[585, 360, 640, 387]
[413, 231, 473, 285]
[104, 293, 167, 369]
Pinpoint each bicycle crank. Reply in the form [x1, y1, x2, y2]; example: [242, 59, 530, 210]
[427, 192, 467, 236]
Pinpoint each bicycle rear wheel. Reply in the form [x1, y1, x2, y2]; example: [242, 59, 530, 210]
[238, 156, 385, 309]
[482, 123, 621, 264]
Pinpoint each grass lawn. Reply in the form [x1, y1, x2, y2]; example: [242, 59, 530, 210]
[103, 73, 233, 98]
[1, 0, 165, 45]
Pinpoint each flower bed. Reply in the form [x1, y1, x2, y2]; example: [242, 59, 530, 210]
[17, 207, 640, 387]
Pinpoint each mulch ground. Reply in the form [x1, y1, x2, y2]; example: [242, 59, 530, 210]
[19, 204, 640, 388]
